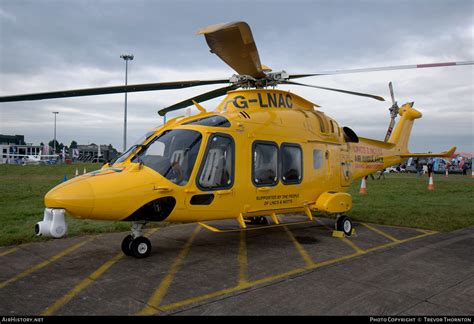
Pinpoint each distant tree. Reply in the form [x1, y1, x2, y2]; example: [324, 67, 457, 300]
[48, 140, 64, 153]
[40, 142, 45, 147]
[48, 139, 59, 151]
[70, 140, 78, 149]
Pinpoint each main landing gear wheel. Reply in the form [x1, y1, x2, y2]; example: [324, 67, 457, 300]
[336, 215, 353, 236]
[121, 235, 134, 256]
[130, 237, 152, 259]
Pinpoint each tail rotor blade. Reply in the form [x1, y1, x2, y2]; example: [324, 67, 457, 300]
[389, 81, 396, 105]
[385, 82, 400, 142]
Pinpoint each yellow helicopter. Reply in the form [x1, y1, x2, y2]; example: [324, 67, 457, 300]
[1, 22, 471, 258]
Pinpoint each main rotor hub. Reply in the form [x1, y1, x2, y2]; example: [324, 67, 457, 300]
[230, 71, 290, 89]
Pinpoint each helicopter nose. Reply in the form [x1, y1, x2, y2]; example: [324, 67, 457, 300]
[44, 179, 95, 218]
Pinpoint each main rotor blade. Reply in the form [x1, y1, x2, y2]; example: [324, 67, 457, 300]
[0, 79, 230, 103]
[289, 61, 474, 79]
[197, 21, 267, 79]
[158, 84, 239, 116]
[282, 80, 385, 101]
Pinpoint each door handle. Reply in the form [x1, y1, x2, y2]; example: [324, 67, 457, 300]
[215, 189, 233, 196]
[153, 186, 172, 192]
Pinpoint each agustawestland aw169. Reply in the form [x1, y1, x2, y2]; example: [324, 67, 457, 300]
[1, 22, 471, 258]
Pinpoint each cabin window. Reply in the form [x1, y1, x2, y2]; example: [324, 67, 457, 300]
[253, 141, 278, 186]
[332, 120, 340, 137]
[313, 149, 323, 169]
[197, 134, 234, 190]
[281, 144, 303, 184]
[132, 129, 202, 186]
[184, 115, 231, 127]
[311, 112, 326, 133]
[330, 121, 335, 133]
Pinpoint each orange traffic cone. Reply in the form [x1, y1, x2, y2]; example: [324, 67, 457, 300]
[83, 168, 87, 174]
[75, 168, 79, 177]
[428, 174, 434, 191]
[445, 167, 448, 178]
[359, 177, 367, 194]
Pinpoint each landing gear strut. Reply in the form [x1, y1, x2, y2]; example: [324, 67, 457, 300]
[121, 221, 152, 258]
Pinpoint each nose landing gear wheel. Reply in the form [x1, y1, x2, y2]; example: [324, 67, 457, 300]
[336, 215, 353, 236]
[130, 236, 152, 259]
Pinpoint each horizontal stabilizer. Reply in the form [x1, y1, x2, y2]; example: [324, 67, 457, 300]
[400, 146, 456, 158]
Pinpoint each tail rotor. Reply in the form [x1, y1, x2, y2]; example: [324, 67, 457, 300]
[384, 82, 401, 142]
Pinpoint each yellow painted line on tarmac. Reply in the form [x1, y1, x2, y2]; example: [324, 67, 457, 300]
[198, 220, 317, 233]
[0, 247, 19, 257]
[340, 237, 365, 254]
[0, 238, 94, 290]
[361, 223, 401, 242]
[157, 225, 438, 313]
[136, 225, 201, 316]
[314, 218, 365, 254]
[362, 231, 436, 254]
[41, 251, 124, 316]
[41, 228, 160, 316]
[238, 231, 248, 285]
[159, 267, 305, 312]
[416, 229, 439, 235]
[283, 226, 314, 267]
[160, 251, 363, 313]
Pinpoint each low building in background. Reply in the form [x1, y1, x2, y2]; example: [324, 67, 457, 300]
[1, 134, 119, 164]
[76, 144, 119, 163]
[0, 134, 43, 164]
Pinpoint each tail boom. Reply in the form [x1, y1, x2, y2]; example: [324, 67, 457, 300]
[346, 103, 455, 180]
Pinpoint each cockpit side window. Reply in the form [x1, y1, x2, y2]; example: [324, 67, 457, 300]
[112, 130, 156, 165]
[197, 134, 234, 190]
[133, 129, 202, 186]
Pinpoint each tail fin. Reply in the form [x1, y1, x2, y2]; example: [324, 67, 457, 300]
[388, 102, 422, 153]
[389, 102, 456, 158]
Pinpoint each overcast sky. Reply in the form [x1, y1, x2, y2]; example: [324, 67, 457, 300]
[0, 0, 472, 153]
